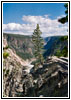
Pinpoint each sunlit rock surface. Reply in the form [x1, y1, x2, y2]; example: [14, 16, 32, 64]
[3, 37, 68, 97]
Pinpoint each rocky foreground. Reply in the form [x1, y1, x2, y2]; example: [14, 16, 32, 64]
[3, 37, 68, 97]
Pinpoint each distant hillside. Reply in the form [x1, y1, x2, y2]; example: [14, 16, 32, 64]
[44, 36, 68, 58]
[3, 33, 34, 60]
[3, 33, 68, 60]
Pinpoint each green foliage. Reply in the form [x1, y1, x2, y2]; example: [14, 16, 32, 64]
[62, 46, 68, 57]
[31, 59, 41, 67]
[53, 90, 59, 97]
[16, 51, 33, 60]
[64, 36, 68, 40]
[6, 69, 9, 74]
[3, 68, 6, 73]
[3, 45, 9, 50]
[56, 46, 68, 57]
[5, 69, 9, 77]
[32, 24, 44, 65]
[58, 3, 68, 24]
[56, 36, 68, 57]
[60, 36, 68, 41]
[4, 33, 34, 60]
[3, 52, 9, 59]
[64, 3, 68, 15]
[55, 50, 62, 57]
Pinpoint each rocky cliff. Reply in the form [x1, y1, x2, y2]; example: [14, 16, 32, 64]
[3, 35, 68, 97]
[3, 36, 33, 97]
[3, 33, 34, 60]
[44, 36, 68, 58]
[4, 33, 68, 60]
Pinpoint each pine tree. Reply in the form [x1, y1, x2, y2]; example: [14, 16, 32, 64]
[58, 3, 68, 24]
[32, 24, 44, 66]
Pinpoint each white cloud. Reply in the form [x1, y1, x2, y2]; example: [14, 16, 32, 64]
[3, 15, 68, 37]
[57, 14, 66, 19]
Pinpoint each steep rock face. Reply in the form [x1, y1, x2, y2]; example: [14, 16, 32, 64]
[3, 33, 34, 60]
[44, 36, 68, 58]
[4, 34, 68, 60]
[3, 35, 68, 97]
[30, 56, 68, 97]
[3, 36, 34, 97]
[3, 37, 22, 96]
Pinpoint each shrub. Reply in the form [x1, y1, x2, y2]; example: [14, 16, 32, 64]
[5, 69, 9, 77]
[64, 36, 68, 40]
[55, 46, 68, 57]
[60, 36, 68, 41]
[61, 46, 68, 57]
[3, 45, 9, 50]
[5, 45, 9, 49]
[16, 52, 33, 60]
[55, 50, 62, 57]
[31, 59, 40, 65]
[3, 68, 6, 73]
[3, 52, 9, 59]
[6, 69, 9, 75]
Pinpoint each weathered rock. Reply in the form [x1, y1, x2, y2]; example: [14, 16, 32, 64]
[30, 61, 68, 97]
[3, 37, 68, 97]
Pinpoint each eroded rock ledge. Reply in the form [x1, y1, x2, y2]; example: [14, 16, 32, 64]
[3, 37, 68, 97]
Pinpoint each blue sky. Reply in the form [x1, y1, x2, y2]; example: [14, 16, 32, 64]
[3, 3, 65, 24]
[3, 3, 68, 37]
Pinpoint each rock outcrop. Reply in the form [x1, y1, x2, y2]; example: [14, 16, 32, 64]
[3, 36, 33, 97]
[30, 60, 68, 97]
[3, 33, 34, 60]
[3, 37, 68, 97]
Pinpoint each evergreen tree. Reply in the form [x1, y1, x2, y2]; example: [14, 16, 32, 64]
[58, 3, 68, 24]
[32, 24, 44, 66]
[58, 4, 68, 57]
